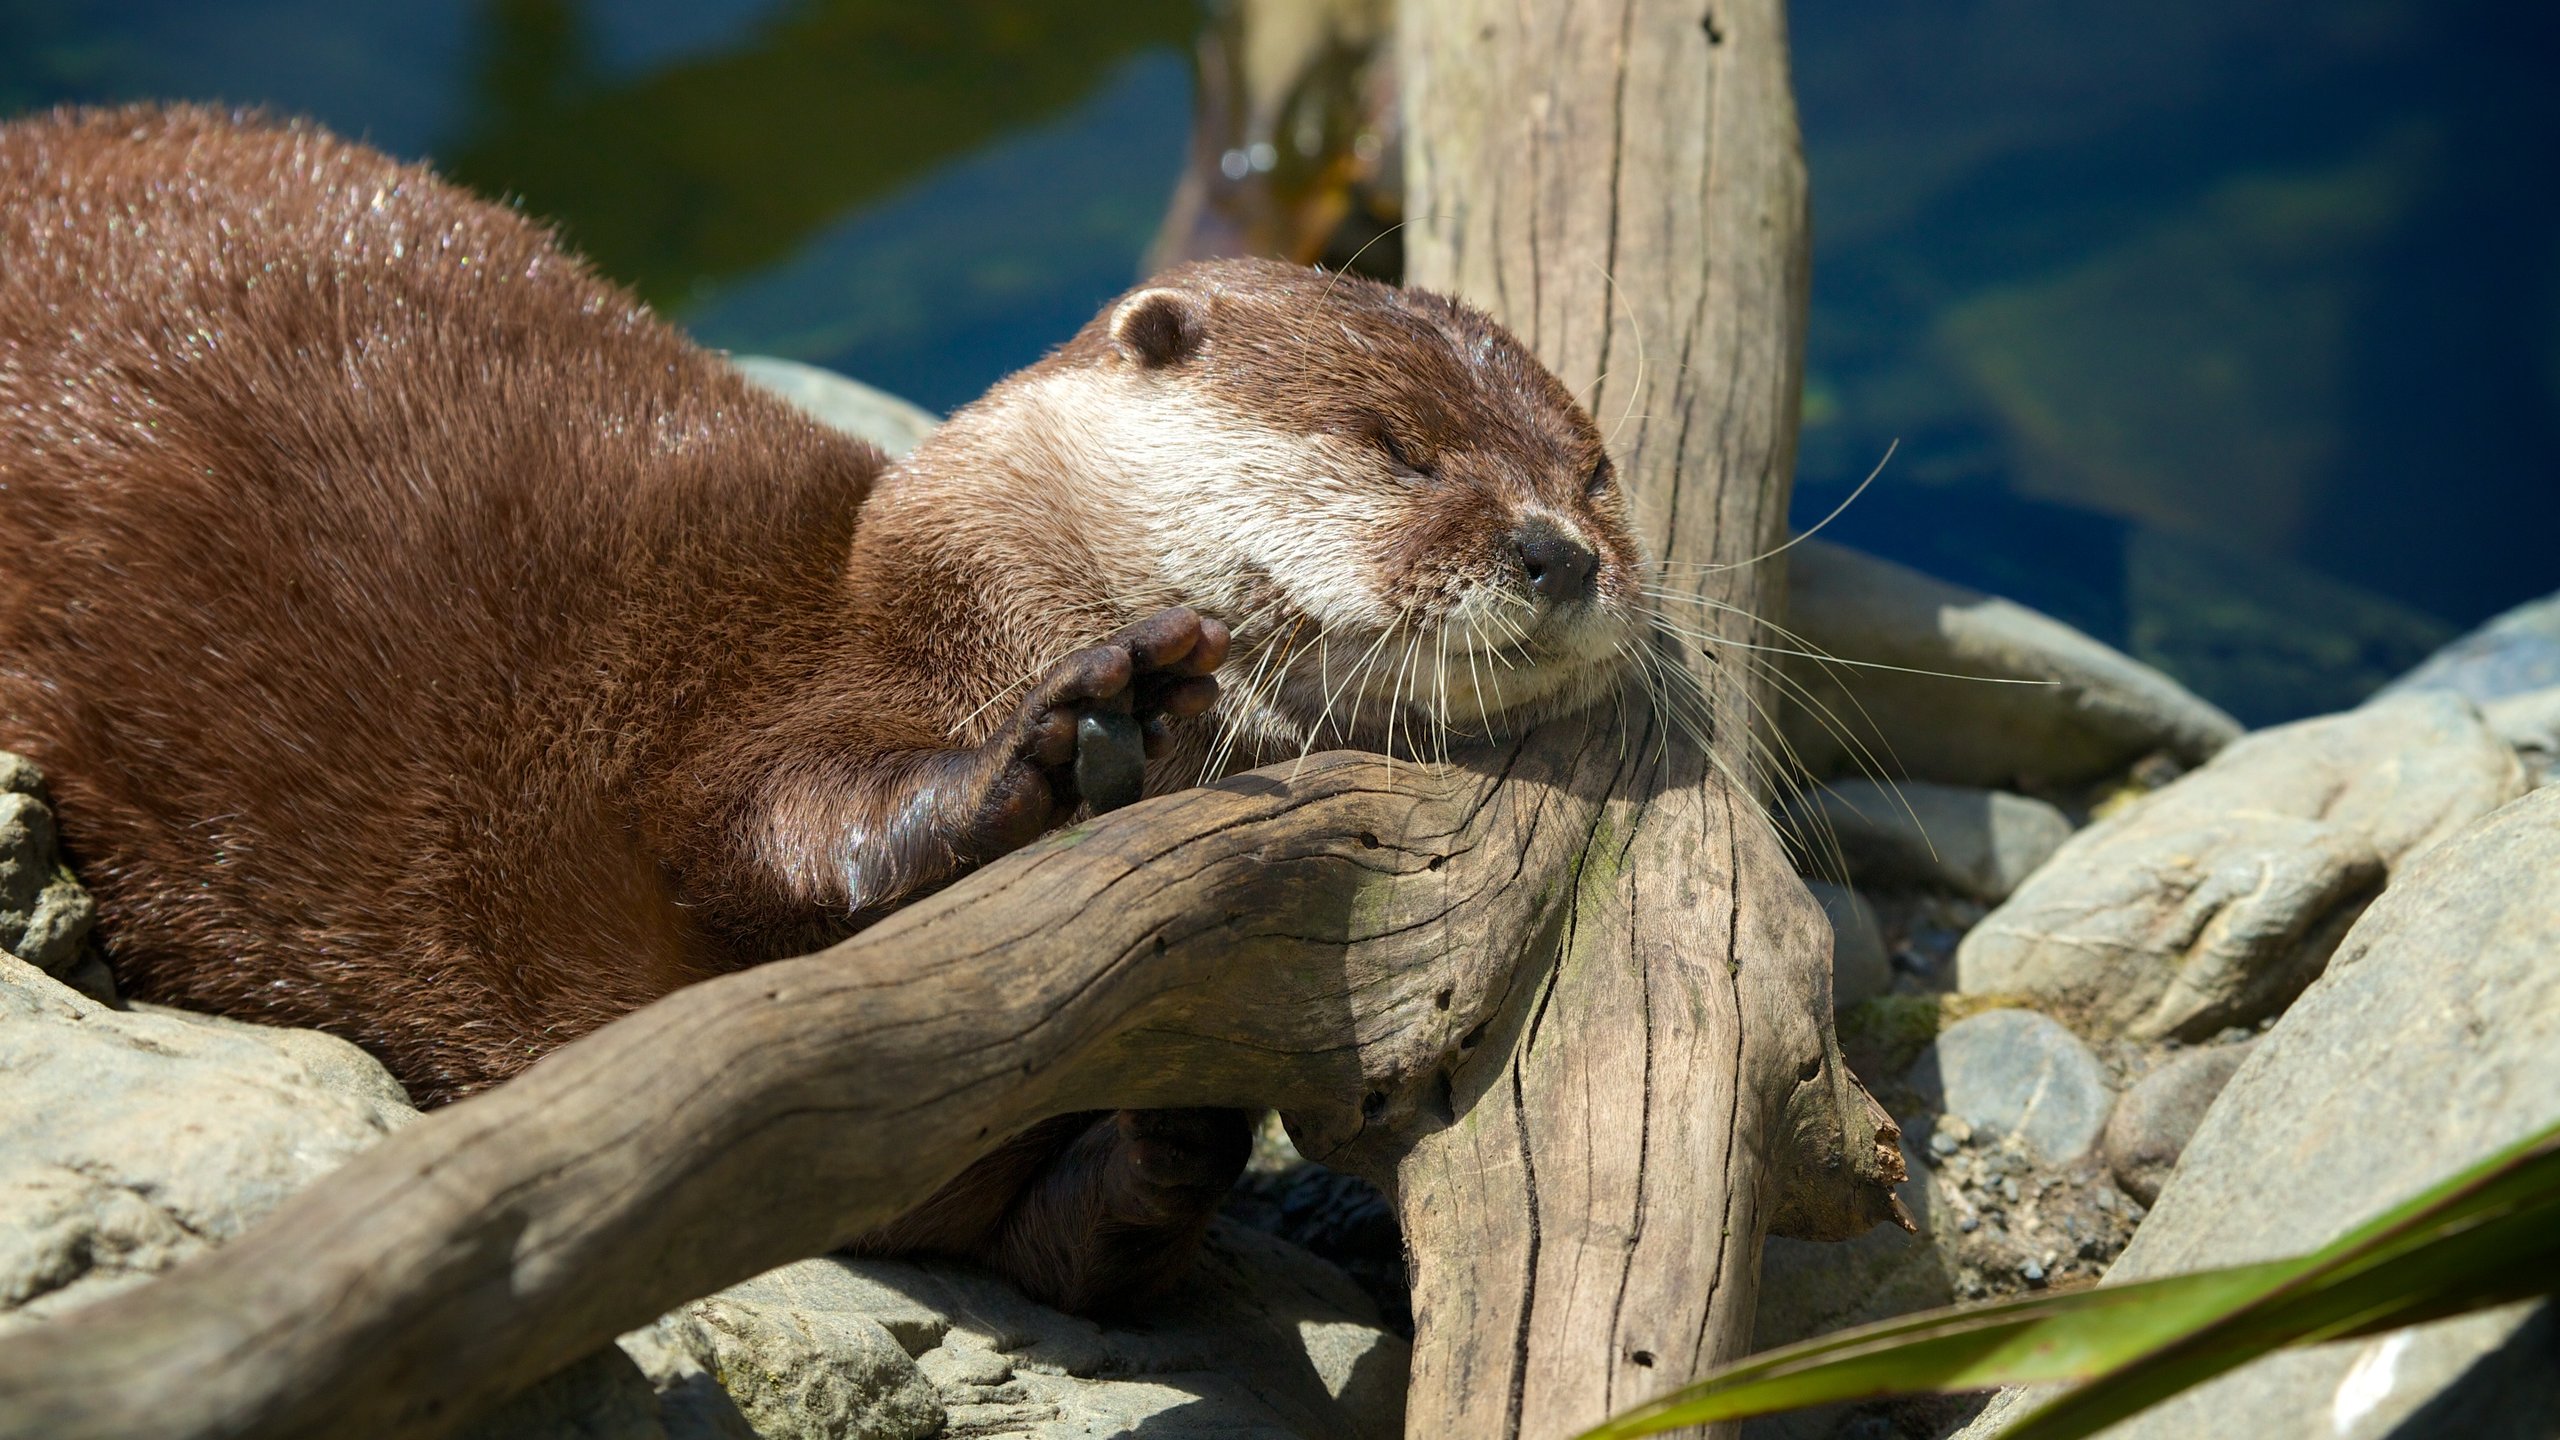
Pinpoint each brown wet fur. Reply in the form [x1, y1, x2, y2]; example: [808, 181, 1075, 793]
[0, 105, 1631, 1315]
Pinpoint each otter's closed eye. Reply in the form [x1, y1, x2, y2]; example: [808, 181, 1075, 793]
[1377, 428, 1434, 480]
[1586, 455, 1616, 495]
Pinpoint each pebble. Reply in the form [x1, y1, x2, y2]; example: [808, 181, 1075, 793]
[2101, 1040, 2255, 1205]
[1792, 780, 2075, 903]
[1910, 1009, 2115, 1167]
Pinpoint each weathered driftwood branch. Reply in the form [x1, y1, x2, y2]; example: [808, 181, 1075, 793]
[1391, 2, 1900, 1435]
[0, 693, 1890, 1440]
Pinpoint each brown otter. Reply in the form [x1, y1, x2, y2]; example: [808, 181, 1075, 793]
[0, 105, 1644, 1312]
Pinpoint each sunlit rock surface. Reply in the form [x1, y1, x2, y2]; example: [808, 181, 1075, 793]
[1956, 787, 2560, 1440]
[1956, 692, 2524, 1039]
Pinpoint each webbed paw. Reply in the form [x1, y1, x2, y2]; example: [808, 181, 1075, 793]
[968, 607, 1228, 854]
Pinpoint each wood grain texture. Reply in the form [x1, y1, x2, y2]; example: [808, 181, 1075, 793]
[1394, 4, 1903, 1437]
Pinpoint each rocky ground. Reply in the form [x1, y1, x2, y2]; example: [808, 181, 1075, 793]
[1741, 583, 2558, 1439]
[0, 890, 1407, 1440]
[4, 362, 2553, 1438]
[1225, 576, 2560, 1440]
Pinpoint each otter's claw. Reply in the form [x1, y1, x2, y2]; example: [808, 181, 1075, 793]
[1075, 708, 1147, 814]
[970, 607, 1228, 854]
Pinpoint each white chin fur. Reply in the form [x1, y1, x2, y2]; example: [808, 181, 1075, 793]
[1204, 605, 1632, 771]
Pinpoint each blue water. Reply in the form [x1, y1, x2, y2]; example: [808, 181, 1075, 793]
[680, 53, 1189, 415]
[7, 0, 2553, 724]
[1786, 0, 2560, 720]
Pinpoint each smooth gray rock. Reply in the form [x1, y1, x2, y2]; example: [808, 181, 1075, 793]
[729, 356, 941, 458]
[1793, 780, 2072, 903]
[2375, 589, 2560, 706]
[131, 999, 416, 1113]
[612, 1325, 760, 1440]
[624, 1223, 1408, 1440]
[632, 1291, 943, 1440]
[1958, 786, 2560, 1440]
[1907, 1009, 2111, 1168]
[1778, 540, 2242, 789]
[1807, 881, 1892, 1009]
[2100, 1040, 2253, 1206]
[456, 1346, 671, 1440]
[1957, 692, 2526, 1039]
[2486, 684, 2560, 787]
[0, 754, 95, 980]
[0, 954, 417, 1329]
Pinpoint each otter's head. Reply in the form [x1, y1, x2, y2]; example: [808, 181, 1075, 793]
[1037, 258, 1646, 765]
[916, 257, 1646, 770]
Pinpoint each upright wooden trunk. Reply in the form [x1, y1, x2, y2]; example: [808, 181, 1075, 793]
[1392, 5, 1878, 1436]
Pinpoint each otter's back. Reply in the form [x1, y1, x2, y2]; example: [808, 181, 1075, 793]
[0, 106, 879, 1099]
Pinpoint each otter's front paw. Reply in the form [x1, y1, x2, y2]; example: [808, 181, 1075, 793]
[971, 608, 1228, 852]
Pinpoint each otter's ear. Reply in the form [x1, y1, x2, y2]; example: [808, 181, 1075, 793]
[1109, 288, 1205, 368]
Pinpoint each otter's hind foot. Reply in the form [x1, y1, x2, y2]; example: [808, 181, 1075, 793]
[990, 1105, 1253, 1316]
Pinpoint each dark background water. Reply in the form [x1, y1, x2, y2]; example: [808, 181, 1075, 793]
[6, 0, 2554, 724]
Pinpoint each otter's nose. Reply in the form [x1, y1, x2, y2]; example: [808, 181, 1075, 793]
[1513, 519, 1598, 606]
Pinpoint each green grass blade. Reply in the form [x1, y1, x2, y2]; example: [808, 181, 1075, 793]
[1996, 1170, 2560, 1440]
[1577, 1119, 2560, 1440]
[1574, 1262, 2303, 1437]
